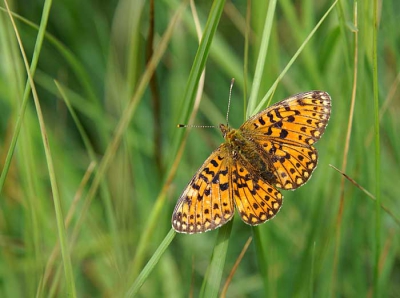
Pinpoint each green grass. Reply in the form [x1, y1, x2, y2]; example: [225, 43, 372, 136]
[1, 0, 399, 297]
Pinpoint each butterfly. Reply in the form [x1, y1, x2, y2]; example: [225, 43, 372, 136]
[172, 91, 331, 234]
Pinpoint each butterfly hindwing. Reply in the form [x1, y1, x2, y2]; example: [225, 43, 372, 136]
[254, 139, 318, 189]
[231, 157, 283, 225]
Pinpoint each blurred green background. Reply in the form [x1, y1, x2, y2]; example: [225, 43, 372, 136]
[0, 0, 399, 297]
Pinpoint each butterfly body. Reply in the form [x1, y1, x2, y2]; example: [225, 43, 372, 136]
[172, 91, 331, 234]
[222, 124, 277, 184]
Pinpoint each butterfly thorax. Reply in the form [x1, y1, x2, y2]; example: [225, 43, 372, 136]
[219, 123, 276, 182]
[219, 123, 256, 156]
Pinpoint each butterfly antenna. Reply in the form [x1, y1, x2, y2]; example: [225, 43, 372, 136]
[178, 79, 235, 129]
[226, 78, 235, 126]
[177, 124, 215, 128]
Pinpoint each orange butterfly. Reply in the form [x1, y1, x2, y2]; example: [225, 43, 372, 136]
[172, 91, 331, 234]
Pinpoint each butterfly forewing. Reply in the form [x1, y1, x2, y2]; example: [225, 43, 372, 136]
[172, 145, 235, 234]
[241, 91, 331, 146]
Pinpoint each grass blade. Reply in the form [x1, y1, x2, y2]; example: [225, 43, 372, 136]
[125, 229, 176, 297]
[372, 0, 381, 296]
[252, 0, 338, 114]
[3, 0, 76, 296]
[246, 0, 277, 117]
[200, 220, 233, 298]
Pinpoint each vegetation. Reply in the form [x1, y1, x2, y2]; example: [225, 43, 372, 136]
[0, 0, 399, 297]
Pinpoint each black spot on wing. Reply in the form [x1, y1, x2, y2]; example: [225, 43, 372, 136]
[279, 129, 288, 139]
[220, 182, 229, 191]
[210, 159, 218, 167]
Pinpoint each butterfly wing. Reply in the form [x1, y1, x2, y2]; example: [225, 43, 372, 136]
[172, 145, 235, 234]
[231, 155, 283, 225]
[241, 91, 331, 190]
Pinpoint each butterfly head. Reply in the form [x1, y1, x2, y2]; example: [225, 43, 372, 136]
[219, 123, 230, 138]
[220, 123, 242, 146]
